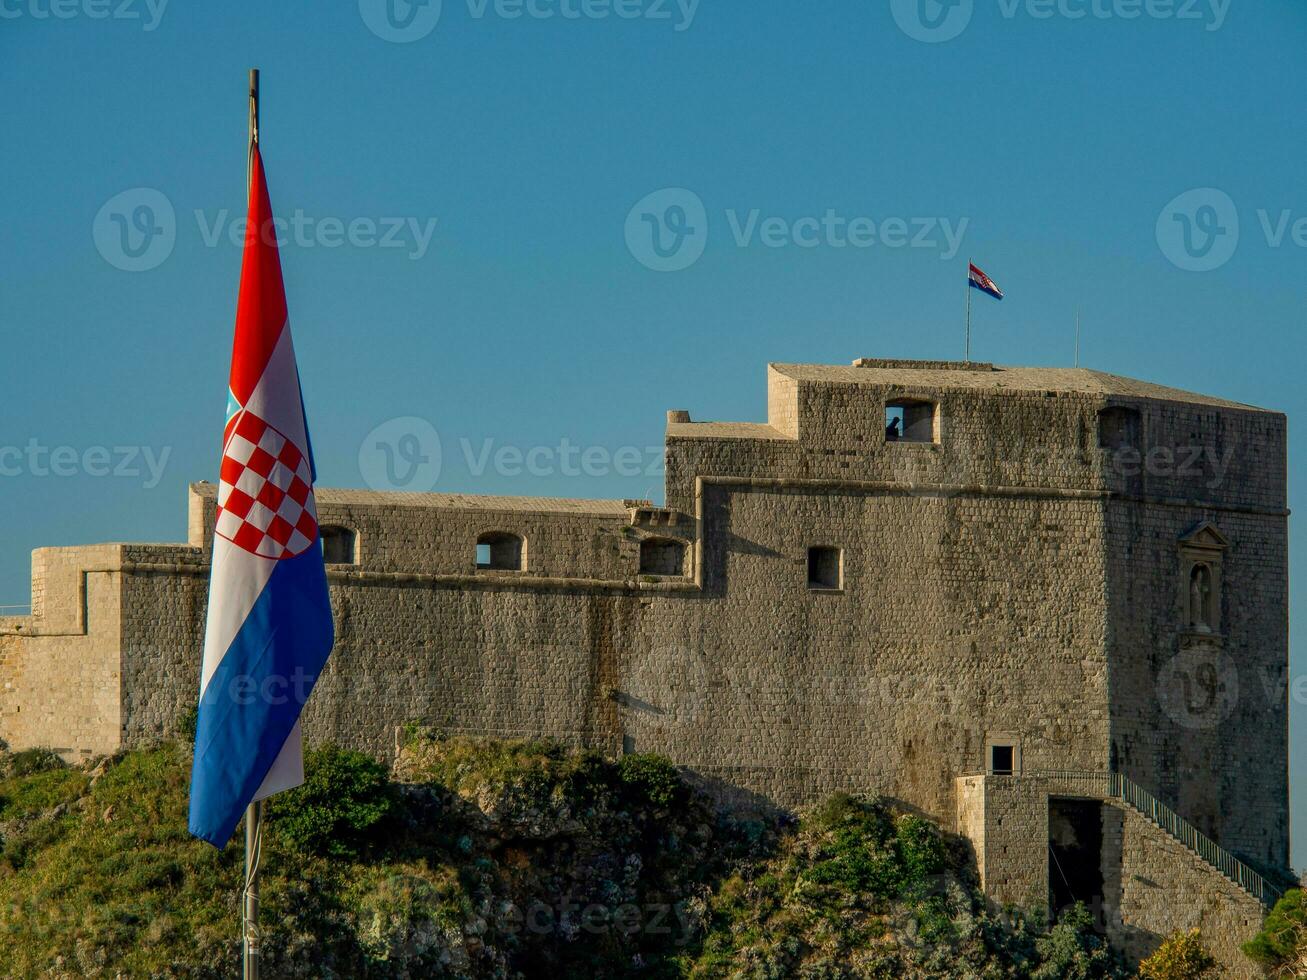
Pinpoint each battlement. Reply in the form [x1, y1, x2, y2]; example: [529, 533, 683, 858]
[852, 357, 996, 371]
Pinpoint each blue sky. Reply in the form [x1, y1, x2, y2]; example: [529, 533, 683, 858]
[2, 2, 1305, 854]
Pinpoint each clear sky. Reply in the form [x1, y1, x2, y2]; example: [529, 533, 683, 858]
[2, 1, 1304, 857]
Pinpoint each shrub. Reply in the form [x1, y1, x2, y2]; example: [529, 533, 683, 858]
[176, 705, 198, 742]
[616, 753, 684, 807]
[1031, 902, 1125, 979]
[895, 814, 949, 883]
[7, 747, 66, 778]
[1137, 928, 1219, 979]
[1242, 888, 1307, 974]
[268, 745, 393, 858]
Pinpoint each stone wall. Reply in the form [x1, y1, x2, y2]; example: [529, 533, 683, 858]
[1101, 799, 1267, 979]
[0, 545, 125, 757]
[955, 775, 1049, 909]
[0, 358, 1287, 966]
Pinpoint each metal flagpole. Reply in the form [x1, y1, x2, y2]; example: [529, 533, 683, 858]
[965, 258, 972, 363]
[243, 67, 262, 980]
[1075, 307, 1081, 368]
[243, 800, 263, 979]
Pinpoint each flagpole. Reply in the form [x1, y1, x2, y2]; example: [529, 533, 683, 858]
[1074, 306, 1081, 368]
[965, 258, 972, 363]
[242, 67, 262, 980]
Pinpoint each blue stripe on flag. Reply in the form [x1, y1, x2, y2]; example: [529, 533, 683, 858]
[188, 542, 334, 848]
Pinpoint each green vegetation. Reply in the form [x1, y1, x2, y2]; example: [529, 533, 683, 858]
[1243, 887, 1307, 977]
[0, 737, 1239, 978]
[268, 744, 393, 858]
[688, 792, 1102, 979]
[1136, 928, 1219, 980]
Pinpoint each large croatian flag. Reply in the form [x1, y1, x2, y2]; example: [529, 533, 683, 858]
[189, 145, 334, 848]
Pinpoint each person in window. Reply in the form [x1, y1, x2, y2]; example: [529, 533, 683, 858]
[885, 417, 901, 442]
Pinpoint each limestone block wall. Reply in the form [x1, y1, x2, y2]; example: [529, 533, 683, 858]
[666, 371, 1110, 517]
[0, 545, 126, 757]
[1100, 800, 1267, 979]
[955, 775, 1049, 909]
[1100, 398, 1289, 871]
[1105, 500, 1289, 872]
[114, 486, 685, 750]
[110, 475, 1111, 834]
[623, 483, 1111, 822]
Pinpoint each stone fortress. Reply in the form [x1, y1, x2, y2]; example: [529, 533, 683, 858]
[0, 357, 1290, 975]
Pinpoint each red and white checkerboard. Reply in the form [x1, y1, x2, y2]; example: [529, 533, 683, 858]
[216, 411, 318, 559]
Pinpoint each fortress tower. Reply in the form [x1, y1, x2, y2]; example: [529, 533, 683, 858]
[0, 357, 1289, 975]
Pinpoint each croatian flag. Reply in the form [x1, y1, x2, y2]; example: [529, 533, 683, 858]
[968, 262, 1004, 300]
[189, 145, 334, 848]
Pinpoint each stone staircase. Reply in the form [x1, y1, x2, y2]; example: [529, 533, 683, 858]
[1032, 769, 1281, 908]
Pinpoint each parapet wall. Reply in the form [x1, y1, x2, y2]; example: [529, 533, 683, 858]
[0, 545, 127, 757]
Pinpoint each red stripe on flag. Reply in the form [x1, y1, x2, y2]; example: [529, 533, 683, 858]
[228, 147, 289, 406]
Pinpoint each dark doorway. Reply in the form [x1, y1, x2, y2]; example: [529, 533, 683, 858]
[1048, 798, 1105, 920]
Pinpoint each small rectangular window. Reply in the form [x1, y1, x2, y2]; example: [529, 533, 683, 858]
[989, 744, 1015, 776]
[885, 399, 938, 443]
[320, 526, 356, 564]
[807, 546, 842, 590]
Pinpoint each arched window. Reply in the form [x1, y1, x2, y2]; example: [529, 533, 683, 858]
[320, 525, 356, 564]
[477, 531, 524, 571]
[885, 399, 939, 444]
[639, 538, 685, 576]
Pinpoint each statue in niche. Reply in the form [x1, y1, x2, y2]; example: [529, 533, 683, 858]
[1190, 564, 1213, 631]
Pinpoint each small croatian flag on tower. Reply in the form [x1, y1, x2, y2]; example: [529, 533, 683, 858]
[189, 145, 334, 848]
[968, 262, 1004, 300]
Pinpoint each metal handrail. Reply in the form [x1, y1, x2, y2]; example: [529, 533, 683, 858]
[1028, 768, 1281, 907]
